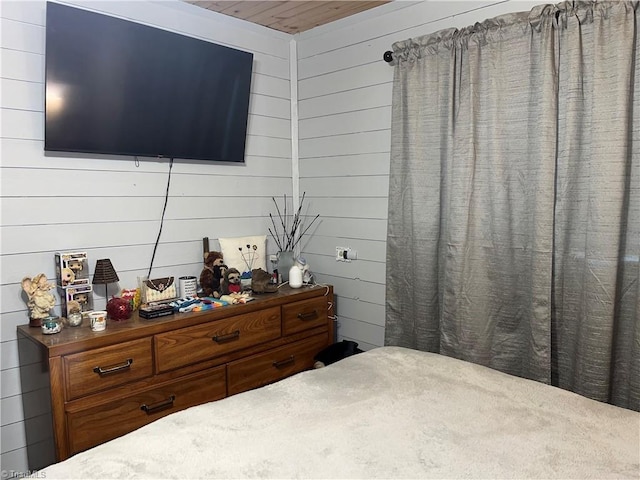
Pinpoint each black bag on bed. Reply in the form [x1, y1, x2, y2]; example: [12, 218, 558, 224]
[313, 340, 363, 368]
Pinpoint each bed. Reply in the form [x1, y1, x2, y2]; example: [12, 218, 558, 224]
[40, 346, 639, 479]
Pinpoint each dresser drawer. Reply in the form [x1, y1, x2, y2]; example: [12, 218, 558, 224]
[227, 333, 328, 395]
[66, 366, 226, 455]
[155, 306, 281, 372]
[282, 296, 328, 336]
[64, 337, 153, 400]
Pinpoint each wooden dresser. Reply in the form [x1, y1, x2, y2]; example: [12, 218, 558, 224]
[17, 285, 334, 462]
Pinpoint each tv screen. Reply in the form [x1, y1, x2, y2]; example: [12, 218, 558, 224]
[45, 2, 253, 162]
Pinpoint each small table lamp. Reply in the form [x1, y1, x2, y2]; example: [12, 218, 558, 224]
[92, 259, 119, 300]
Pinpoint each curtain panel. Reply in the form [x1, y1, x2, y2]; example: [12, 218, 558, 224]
[385, 1, 639, 410]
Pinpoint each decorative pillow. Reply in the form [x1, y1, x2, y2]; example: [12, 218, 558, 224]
[218, 235, 267, 274]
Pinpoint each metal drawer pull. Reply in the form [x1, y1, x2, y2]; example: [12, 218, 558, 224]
[93, 358, 133, 376]
[297, 311, 318, 321]
[273, 356, 295, 369]
[212, 330, 241, 343]
[140, 395, 176, 415]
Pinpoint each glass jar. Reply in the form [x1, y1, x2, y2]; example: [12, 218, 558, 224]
[41, 316, 62, 334]
[66, 312, 83, 327]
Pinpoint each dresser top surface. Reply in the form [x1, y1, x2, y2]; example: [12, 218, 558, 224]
[18, 285, 333, 356]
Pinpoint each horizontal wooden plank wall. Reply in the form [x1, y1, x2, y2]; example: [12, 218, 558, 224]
[295, 0, 545, 351]
[1, 0, 551, 474]
[0, 0, 292, 472]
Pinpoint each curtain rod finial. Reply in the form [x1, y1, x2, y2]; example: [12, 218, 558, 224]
[383, 50, 393, 63]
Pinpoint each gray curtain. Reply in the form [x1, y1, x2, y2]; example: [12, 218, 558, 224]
[385, 1, 639, 410]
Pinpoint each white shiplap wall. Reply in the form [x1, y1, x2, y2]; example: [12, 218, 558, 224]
[295, 0, 545, 351]
[0, 0, 292, 472]
[0, 0, 551, 473]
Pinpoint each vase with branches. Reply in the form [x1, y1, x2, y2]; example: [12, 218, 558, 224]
[268, 192, 319, 281]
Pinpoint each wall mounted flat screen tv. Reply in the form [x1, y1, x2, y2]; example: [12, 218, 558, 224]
[45, 2, 253, 162]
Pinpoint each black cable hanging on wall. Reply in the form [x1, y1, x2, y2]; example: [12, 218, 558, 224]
[147, 157, 174, 279]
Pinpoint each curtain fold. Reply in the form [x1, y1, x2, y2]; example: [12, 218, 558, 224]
[553, 0, 640, 408]
[386, 0, 639, 410]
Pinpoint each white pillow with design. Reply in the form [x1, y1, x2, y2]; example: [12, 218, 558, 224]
[218, 235, 267, 274]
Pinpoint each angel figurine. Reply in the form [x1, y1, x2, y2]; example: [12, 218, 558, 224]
[22, 273, 56, 327]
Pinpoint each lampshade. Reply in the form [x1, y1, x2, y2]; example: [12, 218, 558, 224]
[92, 259, 119, 285]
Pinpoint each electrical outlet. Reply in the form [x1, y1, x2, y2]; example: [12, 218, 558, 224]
[336, 247, 355, 262]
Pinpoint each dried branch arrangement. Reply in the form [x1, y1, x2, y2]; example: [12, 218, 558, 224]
[268, 192, 320, 252]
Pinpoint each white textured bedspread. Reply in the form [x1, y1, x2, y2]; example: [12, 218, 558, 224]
[42, 346, 639, 479]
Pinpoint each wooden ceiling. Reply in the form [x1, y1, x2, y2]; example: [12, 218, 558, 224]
[185, 1, 391, 34]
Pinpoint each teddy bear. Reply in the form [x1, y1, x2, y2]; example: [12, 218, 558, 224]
[210, 264, 228, 298]
[220, 267, 242, 295]
[199, 251, 225, 297]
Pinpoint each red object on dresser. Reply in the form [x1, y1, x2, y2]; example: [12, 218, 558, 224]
[106, 297, 133, 321]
